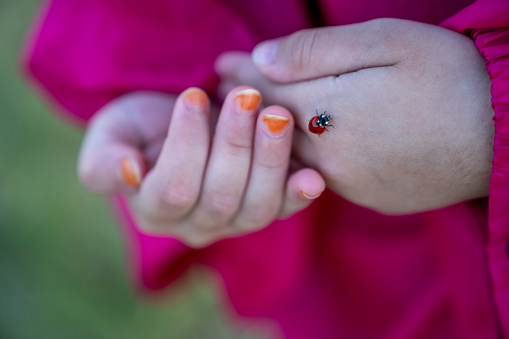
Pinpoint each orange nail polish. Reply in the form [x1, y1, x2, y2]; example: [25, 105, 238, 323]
[300, 191, 321, 200]
[120, 157, 142, 188]
[235, 89, 261, 112]
[263, 114, 290, 134]
[183, 87, 209, 108]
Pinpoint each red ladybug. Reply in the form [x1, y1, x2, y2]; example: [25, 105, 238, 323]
[309, 111, 333, 134]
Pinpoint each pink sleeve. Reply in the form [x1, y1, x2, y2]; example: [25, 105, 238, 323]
[442, 1, 509, 335]
[112, 196, 199, 291]
[24, 0, 257, 290]
[24, 0, 257, 124]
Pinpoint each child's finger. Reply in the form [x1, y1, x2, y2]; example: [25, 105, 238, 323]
[216, 52, 273, 102]
[232, 106, 294, 231]
[191, 87, 261, 229]
[137, 88, 211, 220]
[216, 51, 327, 130]
[251, 20, 403, 83]
[79, 145, 147, 194]
[78, 115, 148, 194]
[278, 168, 326, 218]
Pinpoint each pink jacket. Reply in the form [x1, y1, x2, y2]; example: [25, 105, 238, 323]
[25, 0, 509, 338]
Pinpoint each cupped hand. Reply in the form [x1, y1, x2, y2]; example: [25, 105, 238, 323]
[216, 18, 495, 215]
[78, 88, 325, 247]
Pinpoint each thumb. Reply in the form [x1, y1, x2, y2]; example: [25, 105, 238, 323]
[78, 92, 176, 195]
[252, 18, 404, 82]
[78, 109, 148, 195]
[78, 142, 147, 194]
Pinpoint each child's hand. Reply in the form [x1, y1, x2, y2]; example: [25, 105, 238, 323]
[216, 19, 494, 215]
[78, 88, 325, 247]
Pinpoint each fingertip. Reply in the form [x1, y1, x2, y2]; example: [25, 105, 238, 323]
[169, 87, 211, 138]
[252, 39, 294, 83]
[181, 87, 210, 111]
[280, 168, 325, 218]
[214, 52, 228, 74]
[252, 40, 279, 68]
[214, 52, 235, 75]
[295, 168, 326, 201]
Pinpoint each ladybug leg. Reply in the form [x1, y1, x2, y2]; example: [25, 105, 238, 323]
[323, 125, 334, 132]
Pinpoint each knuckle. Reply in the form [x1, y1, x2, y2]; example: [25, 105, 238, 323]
[224, 138, 252, 159]
[257, 153, 288, 170]
[201, 190, 239, 217]
[157, 183, 196, 210]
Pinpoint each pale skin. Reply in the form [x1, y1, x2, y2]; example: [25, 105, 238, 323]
[217, 18, 495, 214]
[79, 87, 325, 248]
[78, 18, 494, 247]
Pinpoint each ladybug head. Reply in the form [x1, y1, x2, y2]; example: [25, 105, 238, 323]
[318, 114, 331, 126]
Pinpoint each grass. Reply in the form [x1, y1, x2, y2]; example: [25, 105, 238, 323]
[0, 1, 264, 338]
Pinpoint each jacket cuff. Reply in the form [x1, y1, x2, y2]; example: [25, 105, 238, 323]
[472, 28, 509, 173]
[471, 26, 509, 336]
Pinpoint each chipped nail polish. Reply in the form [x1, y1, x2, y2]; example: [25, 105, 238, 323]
[263, 114, 290, 135]
[183, 87, 209, 110]
[120, 157, 142, 188]
[235, 89, 261, 113]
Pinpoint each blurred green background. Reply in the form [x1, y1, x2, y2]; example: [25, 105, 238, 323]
[0, 1, 265, 338]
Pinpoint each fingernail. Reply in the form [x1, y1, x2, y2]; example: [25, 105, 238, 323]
[300, 191, 321, 200]
[183, 87, 209, 110]
[120, 156, 142, 188]
[263, 114, 290, 135]
[252, 40, 278, 67]
[235, 89, 261, 113]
